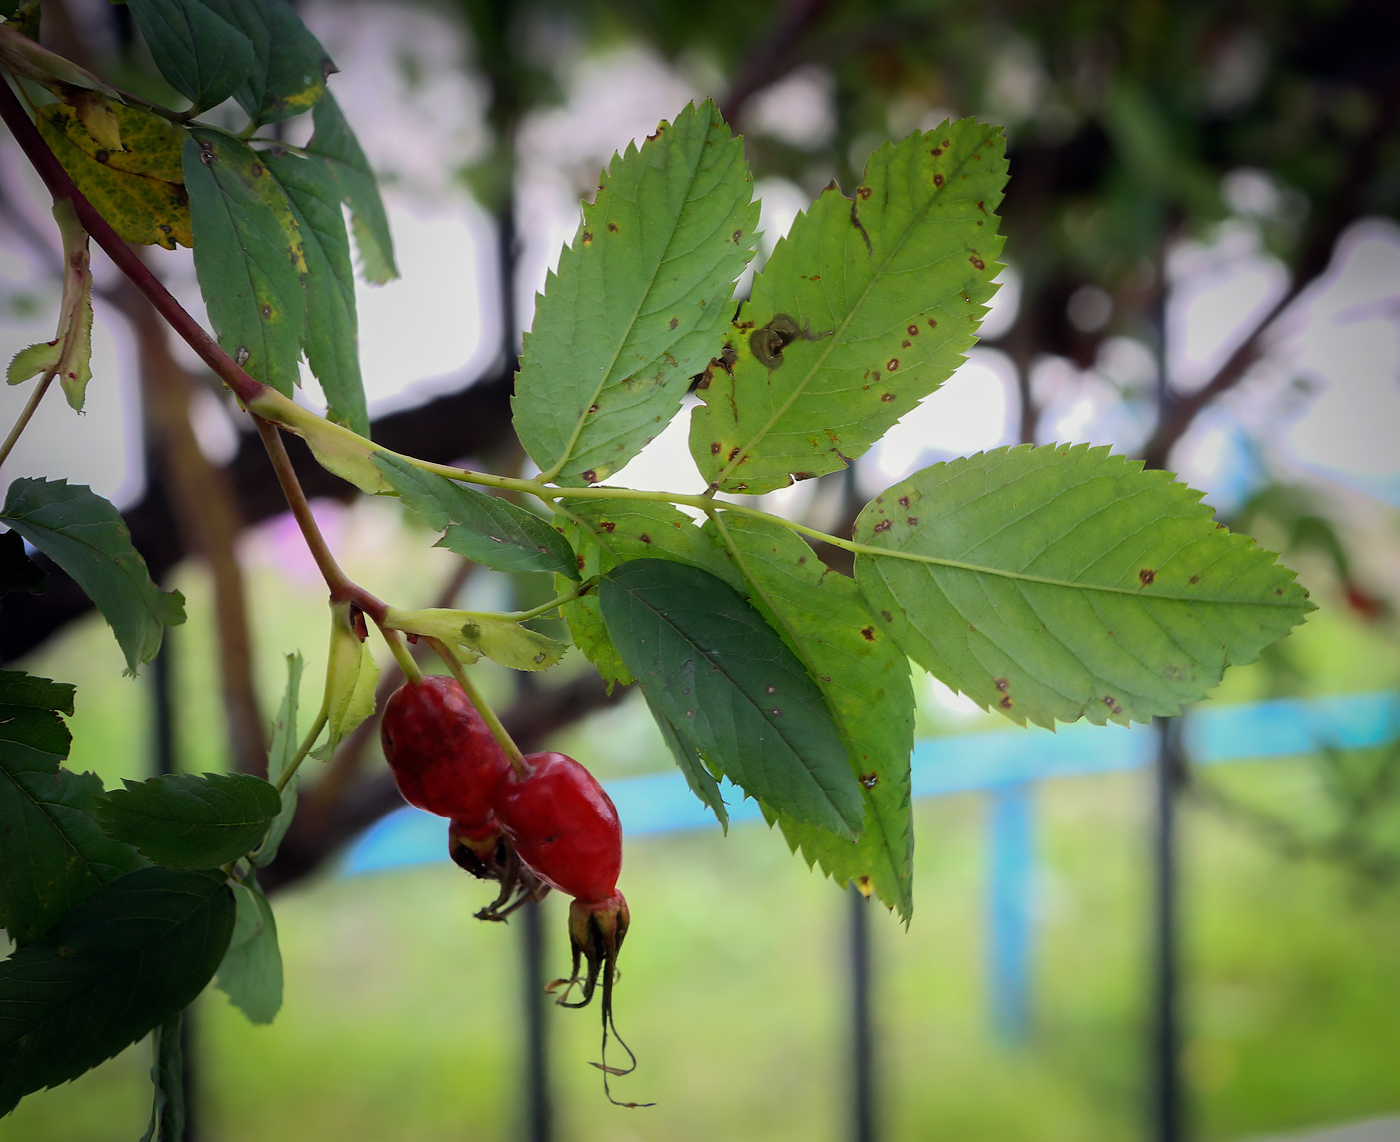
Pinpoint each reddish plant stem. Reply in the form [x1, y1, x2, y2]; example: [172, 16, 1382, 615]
[0, 72, 264, 408]
[253, 418, 385, 623]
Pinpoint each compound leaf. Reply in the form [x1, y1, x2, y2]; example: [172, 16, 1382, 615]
[96, 773, 281, 869]
[0, 670, 146, 945]
[854, 444, 1315, 729]
[599, 559, 861, 837]
[183, 129, 306, 397]
[306, 92, 397, 283]
[707, 514, 915, 919]
[125, 0, 254, 115]
[264, 151, 367, 435]
[514, 100, 758, 487]
[0, 867, 235, 1117]
[35, 102, 191, 250]
[374, 454, 578, 578]
[215, 880, 282, 1024]
[691, 119, 1007, 494]
[0, 479, 185, 675]
[201, 0, 334, 126]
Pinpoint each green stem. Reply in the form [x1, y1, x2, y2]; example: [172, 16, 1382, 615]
[378, 624, 423, 686]
[506, 577, 596, 623]
[424, 637, 529, 778]
[274, 706, 329, 795]
[0, 369, 54, 468]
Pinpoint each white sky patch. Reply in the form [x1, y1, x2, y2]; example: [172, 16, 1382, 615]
[745, 67, 836, 151]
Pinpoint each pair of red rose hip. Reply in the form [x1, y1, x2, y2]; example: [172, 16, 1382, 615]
[380, 676, 633, 1049]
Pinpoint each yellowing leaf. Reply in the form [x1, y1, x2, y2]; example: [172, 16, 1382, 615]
[8, 201, 93, 410]
[36, 102, 192, 249]
[383, 607, 568, 673]
[311, 602, 379, 762]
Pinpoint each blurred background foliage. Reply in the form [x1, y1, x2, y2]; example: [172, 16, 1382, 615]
[2, 0, 1400, 1138]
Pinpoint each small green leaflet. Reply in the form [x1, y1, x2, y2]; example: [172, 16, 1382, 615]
[264, 151, 368, 436]
[0, 670, 145, 945]
[0, 867, 235, 1117]
[307, 92, 398, 284]
[690, 119, 1008, 493]
[7, 200, 92, 411]
[125, 0, 255, 115]
[138, 1014, 184, 1142]
[252, 652, 303, 868]
[96, 773, 282, 869]
[854, 445, 1315, 729]
[599, 559, 862, 837]
[514, 100, 758, 486]
[0, 478, 185, 675]
[183, 129, 306, 397]
[200, 0, 335, 126]
[707, 514, 915, 919]
[215, 880, 282, 1024]
[374, 454, 579, 578]
[311, 602, 379, 762]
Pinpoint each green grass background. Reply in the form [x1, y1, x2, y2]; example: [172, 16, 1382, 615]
[4, 499, 1399, 1141]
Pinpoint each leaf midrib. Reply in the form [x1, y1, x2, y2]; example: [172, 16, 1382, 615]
[714, 138, 992, 487]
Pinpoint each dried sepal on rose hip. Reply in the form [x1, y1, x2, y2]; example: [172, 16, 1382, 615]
[448, 816, 549, 921]
[495, 751, 650, 1106]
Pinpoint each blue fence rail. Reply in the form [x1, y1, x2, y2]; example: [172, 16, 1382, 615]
[344, 689, 1400, 1037]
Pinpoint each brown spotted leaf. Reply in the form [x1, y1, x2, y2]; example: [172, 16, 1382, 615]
[853, 445, 1314, 729]
[690, 118, 1007, 494]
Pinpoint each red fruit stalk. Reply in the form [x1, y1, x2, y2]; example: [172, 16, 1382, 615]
[496, 751, 647, 1106]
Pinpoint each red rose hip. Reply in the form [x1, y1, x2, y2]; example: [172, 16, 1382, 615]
[381, 675, 510, 823]
[494, 751, 621, 903]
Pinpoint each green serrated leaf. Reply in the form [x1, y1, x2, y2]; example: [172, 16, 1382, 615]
[374, 454, 578, 578]
[0, 530, 46, 597]
[264, 151, 367, 436]
[708, 514, 915, 919]
[383, 607, 567, 673]
[35, 102, 192, 250]
[306, 92, 397, 283]
[0, 866, 236, 1117]
[200, 0, 334, 127]
[96, 772, 282, 869]
[125, 0, 255, 115]
[0, 479, 185, 675]
[0, 669, 146, 945]
[691, 119, 1008, 494]
[854, 444, 1316, 729]
[643, 690, 728, 829]
[252, 653, 302, 868]
[183, 129, 306, 396]
[599, 559, 861, 836]
[311, 602, 379, 762]
[215, 880, 282, 1024]
[514, 100, 758, 486]
[7, 339, 61, 387]
[138, 1013, 184, 1142]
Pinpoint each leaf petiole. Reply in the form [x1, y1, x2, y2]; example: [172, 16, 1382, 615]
[377, 624, 423, 687]
[0, 369, 56, 468]
[274, 706, 329, 796]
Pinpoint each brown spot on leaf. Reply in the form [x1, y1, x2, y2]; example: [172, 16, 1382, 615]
[1189, 575, 1200, 585]
[860, 772, 879, 789]
[639, 533, 652, 544]
[995, 678, 1009, 692]
[969, 254, 985, 270]
[582, 231, 593, 244]
[600, 521, 616, 533]
[767, 686, 777, 694]
[902, 339, 912, 348]
[727, 447, 742, 462]
[872, 520, 892, 533]
[931, 147, 943, 156]
[1139, 568, 1155, 586]
[581, 469, 598, 484]
[95, 149, 109, 164]
[857, 185, 872, 199]
[881, 610, 892, 622]
[732, 230, 743, 243]
[907, 516, 918, 526]
[607, 222, 618, 233]
[861, 627, 875, 640]
[251, 163, 264, 177]
[933, 173, 945, 188]
[907, 324, 919, 336]
[669, 317, 678, 330]
[886, 359, 899, 371]
[587, 403, 599, 413]
[880, 392, 896, 402]
[977, 200, 987, 214]
[999, 695, 1013, 709]
[260, 305, 272, 319]
[927, 318, 938, 329]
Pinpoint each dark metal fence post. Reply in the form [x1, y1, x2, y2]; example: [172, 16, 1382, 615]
[519, 898, 552, 1142]
[848, 885, 875, 1142]
[1151, 717, 1185, 1142]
